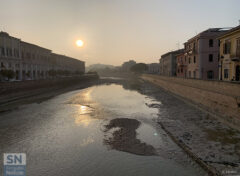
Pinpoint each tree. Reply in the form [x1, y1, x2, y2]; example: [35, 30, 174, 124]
[130, 63, 148, 73]
[0, 69, 15, 80]
[48, 69, 57, 77]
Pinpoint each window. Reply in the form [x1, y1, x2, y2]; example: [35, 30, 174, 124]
[237, 38, 240, 57]
[223, 41, 231, 54]
[224, 69, 228, 78]
[185, 56, 186, 62]
[189, 71, 191, 77]
[207, 70, 214, 79]
[194, 56, 196, 63]
[15, 64, 20, 68]
[189, 57, 191, 64]
[9, 48, 12, 57]
[209, 54, 213, 62]
[1, 62, 4, 68]
[1, 47, 4, 56]
[209, 39, 213, 47]
[14, 49, 19, 58]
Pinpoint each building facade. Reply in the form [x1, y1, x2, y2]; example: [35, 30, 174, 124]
[184, 28, 228, 80]
[21, 41, 51, 80]
[0, 32, 22, 80]
[147, 63, 160, 74]
[0, 32, 85, 81]
[121, 60, 136, 72]
[176, 52, 187, 78]
[50, 53, 85, 74]
[218, 25, 240, 81]
[159, 49, 184, 76]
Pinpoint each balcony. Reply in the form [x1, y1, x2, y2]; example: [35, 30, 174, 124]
[177, 62, 187, 66]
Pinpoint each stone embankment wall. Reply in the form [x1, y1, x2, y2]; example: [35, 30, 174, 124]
[0, 74, 98, 103]
[141, 74, 240, 128]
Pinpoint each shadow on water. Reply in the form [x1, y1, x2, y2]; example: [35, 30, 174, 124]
[103, 118, 157, 156]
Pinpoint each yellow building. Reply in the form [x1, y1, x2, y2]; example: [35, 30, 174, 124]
[218, 25, 240, 81]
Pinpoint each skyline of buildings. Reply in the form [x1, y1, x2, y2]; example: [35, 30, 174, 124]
[159, 25, 240, 82]
[1, 24, 240, 82]
[0, 32, 85, 81]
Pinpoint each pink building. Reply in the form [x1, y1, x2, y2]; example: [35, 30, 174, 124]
[184, 28, 229, 80]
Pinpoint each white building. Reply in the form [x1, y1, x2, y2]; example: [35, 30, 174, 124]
[0, 32, 85, 81]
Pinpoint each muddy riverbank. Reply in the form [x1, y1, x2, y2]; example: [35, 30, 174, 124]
[136, 77, 240, 176]
[99, 75, 240, 175]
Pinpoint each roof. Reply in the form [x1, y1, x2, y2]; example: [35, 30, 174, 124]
[161, 49, 184, 58]
[21, 41, 51, 52]
[187, 28, 231, 42]
[51, 53, 84, 63]
[0, 31, 21, 41]
[217, 25, 240, 39]
[175, 52, 185, 57]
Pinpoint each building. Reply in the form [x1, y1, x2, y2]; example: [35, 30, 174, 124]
[184, 28, 229, 80]
[121, 60, 136, 72]
[50, 53, 85, 74]
[0, 32, 22, 80]
[218, 25, 240, 81]
[0, 32, 85, 81]
[147, 63, 160, 74]
[21, 41, 51, 80]
[159, 49, 184, 76]
[176, 52, 187, 78]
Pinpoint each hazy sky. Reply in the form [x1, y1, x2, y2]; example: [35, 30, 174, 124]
[0, 0, 239, 66]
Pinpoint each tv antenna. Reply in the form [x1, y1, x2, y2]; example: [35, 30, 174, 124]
[176, 42, 180, 50]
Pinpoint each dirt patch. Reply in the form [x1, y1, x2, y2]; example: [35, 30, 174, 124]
[103, 118, 157, 156]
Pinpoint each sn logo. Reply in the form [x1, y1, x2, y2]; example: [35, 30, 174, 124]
[4, 153, 26, 166]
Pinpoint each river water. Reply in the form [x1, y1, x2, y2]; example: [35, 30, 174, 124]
[0, 83, 206, 176]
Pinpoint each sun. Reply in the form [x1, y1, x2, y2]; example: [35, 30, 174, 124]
[76, 40, 84, 47]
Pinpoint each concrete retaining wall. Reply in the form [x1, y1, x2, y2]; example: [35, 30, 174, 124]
[141, 74, 240, 128]
[0, 74, 98, 103]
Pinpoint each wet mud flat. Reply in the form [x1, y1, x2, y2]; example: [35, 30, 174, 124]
[103, 118, 156, 156]
[136, 77, 240, 175]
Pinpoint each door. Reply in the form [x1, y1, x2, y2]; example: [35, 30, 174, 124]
[236, 65, 240, 81]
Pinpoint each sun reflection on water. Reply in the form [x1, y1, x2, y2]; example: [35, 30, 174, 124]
[80, 136, 94, 147]
[74, 105, 95, 127]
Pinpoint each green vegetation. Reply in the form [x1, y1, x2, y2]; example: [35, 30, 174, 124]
[0, 69, 15, 80]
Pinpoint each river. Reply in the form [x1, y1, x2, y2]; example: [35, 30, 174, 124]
[0, 82, 206, 176]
